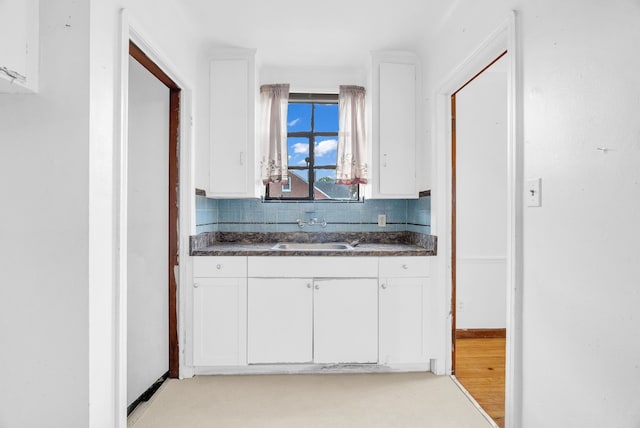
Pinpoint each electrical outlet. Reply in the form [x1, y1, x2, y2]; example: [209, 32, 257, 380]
[378, 214, 387, 227]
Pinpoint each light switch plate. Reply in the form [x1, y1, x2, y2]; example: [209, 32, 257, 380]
[527, 178, 542, 207]
[378, 214, 387, 227]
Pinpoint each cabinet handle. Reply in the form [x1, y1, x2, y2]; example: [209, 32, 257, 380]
[402, 264, 409, 270]
[381, 283, 387, 290]
[306, 283, 312, 289]
[239, 151, 244, 165]
[193, 283, 199, 288]
[314, 284, 320, 290]
[383, 153, 388, 167]
[216, 264, 222, 270]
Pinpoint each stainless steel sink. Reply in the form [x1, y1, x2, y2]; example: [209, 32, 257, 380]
[271, 242, 355, 251]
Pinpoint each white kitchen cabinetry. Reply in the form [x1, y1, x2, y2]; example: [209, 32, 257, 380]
[191, 255, 432, 372]
[247, 278, 313, 364]
[379, 257, 430, 366]
[208, 49, 258, 197]
[192, 257, 247, 366]
[313, 278, 378, 364]
[0, 0, 38, 93]
[247, 277, 378, 365]
[369, 52, 420, 199]
[247, 257, 379, 365]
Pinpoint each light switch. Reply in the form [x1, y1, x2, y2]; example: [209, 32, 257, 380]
[527, 178, 542, 207]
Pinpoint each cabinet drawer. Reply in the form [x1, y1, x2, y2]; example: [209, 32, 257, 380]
[193, 256, 247, 277]
[379, 257, 430, 277]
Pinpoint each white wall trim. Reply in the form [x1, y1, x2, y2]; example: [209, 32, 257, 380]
[431, 11, 522, 428]
[504, 12, 523, 428]
[116, 9, 195, 428]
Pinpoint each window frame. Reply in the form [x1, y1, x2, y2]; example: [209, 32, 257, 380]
[264, 93, 359, 201]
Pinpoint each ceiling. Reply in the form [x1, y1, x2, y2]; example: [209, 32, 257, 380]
[176, 0, 456, 68]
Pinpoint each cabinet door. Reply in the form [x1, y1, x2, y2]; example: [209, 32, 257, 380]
[248, 278, 313, 364]
[193, 278, 247, 366]
[313, 278, 378, 364]
[379, 277, 426, 364]
[209, 55, 255, 197]
[0, 0, 38, 93]
[378, 62, 416, 197]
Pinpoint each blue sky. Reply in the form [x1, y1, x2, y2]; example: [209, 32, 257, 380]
[287, 103, 339, 180]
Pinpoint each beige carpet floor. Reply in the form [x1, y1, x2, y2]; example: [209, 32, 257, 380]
[129, 372, 495, 428]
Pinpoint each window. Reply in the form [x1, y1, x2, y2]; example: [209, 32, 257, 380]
[265, 93, 359, 200]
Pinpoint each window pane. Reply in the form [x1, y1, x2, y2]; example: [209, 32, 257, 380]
[289, 169, 311, 198]
[267, 169, 310, 199]
[313, 170, 357, 200]
[287, 103, 311, 132]
[287, 137, 309, 168]
[314, 136, 338, 166]
[314, 103, 339, 132]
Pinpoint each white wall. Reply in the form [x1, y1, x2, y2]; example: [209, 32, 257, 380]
[127, 57, 170, 406]
[0, 1, 203, 427]
[456, 61, 507, 329]
[0, 1, 90, 427]
[423, 1, 640, 426]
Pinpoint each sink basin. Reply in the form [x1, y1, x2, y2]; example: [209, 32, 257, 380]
[271, 242, 354, 251]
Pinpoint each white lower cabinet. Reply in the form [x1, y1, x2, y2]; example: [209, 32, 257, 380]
[193, 277, 247, 366]
[379, 277, 428, 364]
[192, 256, 431, 371]
[313, 278, 378, 364]
[247, 276, 378, 365]
[378, 257, 430, 366]
[247, 278, 313, 364]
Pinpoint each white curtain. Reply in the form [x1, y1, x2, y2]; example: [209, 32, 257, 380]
[336, 85, 368, 184]
[260, 84, 290, 184]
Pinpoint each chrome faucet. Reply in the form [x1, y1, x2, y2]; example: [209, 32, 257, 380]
[296, 217, 327, 228]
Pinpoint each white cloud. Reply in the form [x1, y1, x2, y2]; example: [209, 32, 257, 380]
[315, 139, 338, 157]
[288, 118, 300, 127]
[292, 142, 309, 154]
[297, 159, 307, 166]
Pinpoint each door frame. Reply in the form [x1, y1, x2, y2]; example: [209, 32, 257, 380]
[116, 10, 194, 427]
[450, 50, 508, 372]
[432, 11, 522, 428]
[128, 39, 180, 378]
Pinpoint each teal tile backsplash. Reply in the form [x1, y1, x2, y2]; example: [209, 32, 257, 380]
[196, 196, 430, 234]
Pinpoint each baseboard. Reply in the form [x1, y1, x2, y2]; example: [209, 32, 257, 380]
[455, 328, 506, 339]
[127, 371, 169, 416]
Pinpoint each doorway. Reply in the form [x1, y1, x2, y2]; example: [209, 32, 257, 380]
[127, 41, 181, 411]
[451, 52, 508, 427]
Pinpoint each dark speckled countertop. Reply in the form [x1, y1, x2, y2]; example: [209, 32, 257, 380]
[190, 232, 437, 257]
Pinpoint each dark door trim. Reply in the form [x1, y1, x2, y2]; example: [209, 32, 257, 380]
[129, 41, 180, 379]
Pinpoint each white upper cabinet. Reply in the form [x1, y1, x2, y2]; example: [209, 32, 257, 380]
[0, 0, 38, 93]
[368, 52, 421, 199]
[209, 49, 258, 197]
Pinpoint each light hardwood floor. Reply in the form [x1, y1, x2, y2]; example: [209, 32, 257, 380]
[455, 337, 506, 428]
